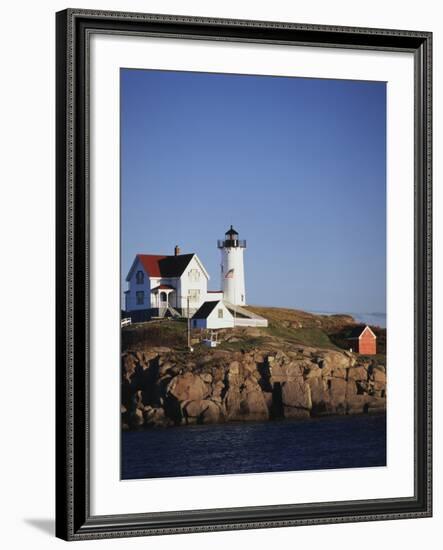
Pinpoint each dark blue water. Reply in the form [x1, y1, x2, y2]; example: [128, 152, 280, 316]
[121, 414, 386, 480]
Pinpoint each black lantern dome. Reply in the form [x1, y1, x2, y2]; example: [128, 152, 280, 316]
[225, 225, 239, 237]
[217, 225, 246, 249]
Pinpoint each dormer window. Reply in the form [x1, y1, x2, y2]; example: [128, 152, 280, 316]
[136, 270, 144, 284]
[189, 269, 200, 282]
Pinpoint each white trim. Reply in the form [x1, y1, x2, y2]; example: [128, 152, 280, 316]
[359, 325, 377, 340]
[192, 253, 210, 280]
[125, 255, 143, 282]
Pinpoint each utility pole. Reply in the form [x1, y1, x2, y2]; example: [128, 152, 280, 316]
[187, 294, 192, 351]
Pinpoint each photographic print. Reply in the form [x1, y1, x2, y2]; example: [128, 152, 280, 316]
[56, 11, 432, 539]
[120, 68, 387, 481]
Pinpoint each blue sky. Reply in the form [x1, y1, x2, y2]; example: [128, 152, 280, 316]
[121, 69, 386, 314]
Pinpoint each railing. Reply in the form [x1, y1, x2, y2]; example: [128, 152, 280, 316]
[217, 239, 246, 248]
[168, 305, 181, 318]
[158, 305, 181, 319]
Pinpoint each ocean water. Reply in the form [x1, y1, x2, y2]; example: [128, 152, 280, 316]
[352, 313, 386, 328]
[121, 414, 386, 480]
[309, 310, 386, 328]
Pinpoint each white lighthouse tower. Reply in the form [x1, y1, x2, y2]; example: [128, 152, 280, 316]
[218, 225, 246, 306]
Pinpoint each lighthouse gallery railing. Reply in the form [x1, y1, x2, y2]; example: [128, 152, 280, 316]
[217, 239, 247, 248]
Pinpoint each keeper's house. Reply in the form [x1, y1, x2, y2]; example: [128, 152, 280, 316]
[346, 325, 377, 355]
[124, 246, 209, 321]
[191, 300, 235, 330]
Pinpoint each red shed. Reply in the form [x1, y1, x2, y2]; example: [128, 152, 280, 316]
[346, 325, 377, 355]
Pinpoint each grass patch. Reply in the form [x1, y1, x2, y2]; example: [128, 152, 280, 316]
[120, 307, 385, 357]
[291, 327, 336, 348]
[265, 323, 336, 349]
[122, 319, 187, 351]
[218, 337, 265, 352]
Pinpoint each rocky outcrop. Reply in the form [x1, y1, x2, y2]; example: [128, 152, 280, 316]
[121, 346, 386, 430]
[167, 372, 210, 402]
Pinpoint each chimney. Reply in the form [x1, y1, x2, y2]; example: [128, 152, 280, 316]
[174, 245, 180, 256]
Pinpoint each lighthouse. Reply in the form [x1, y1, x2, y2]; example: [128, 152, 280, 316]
[217, 225, 246, 306]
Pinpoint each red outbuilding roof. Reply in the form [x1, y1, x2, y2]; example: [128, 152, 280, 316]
[346, 325, 377, 339]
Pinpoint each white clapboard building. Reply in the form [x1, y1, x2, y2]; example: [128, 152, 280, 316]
[124, 227, 267, 327]
[124, 246, 209, 321]
[191, 300, 235, 330]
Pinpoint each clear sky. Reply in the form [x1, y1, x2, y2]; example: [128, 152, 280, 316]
[121, 68, 386, 315]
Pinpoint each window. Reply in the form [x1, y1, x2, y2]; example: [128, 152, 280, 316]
[160, 292, 167, 302]
[189, 269, 200, 282]
[241, 294, 244, 302]
[218, 309, 223, 318]
[136, 291, 144, 305]
[135, 270, 144, 284]
[188, 289, 200, 302]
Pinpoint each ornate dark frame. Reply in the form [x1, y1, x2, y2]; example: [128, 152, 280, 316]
[55, 8, 432, 541]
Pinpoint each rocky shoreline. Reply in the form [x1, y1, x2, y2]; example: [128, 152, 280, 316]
[121, 345, 386, 430]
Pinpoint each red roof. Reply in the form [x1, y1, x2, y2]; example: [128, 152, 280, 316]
[138, 255, 167, 277]
[346, 325, 377, 339]
[134, 253, 194, 278]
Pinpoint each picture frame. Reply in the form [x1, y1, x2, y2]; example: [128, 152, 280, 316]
[55, 8, 432, 541]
